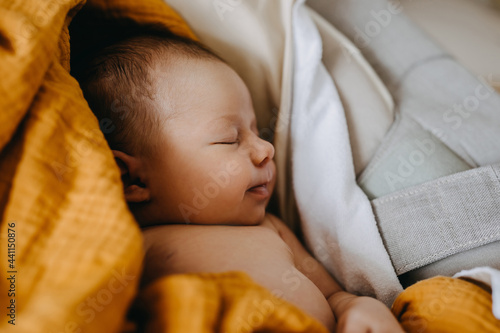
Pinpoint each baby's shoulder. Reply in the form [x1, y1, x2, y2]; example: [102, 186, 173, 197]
[141, 224, 193, 253]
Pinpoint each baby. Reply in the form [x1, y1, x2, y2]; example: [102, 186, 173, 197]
[74, 27, 403, 333]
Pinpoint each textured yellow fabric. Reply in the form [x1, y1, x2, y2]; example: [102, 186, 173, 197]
[130, 271, 328, 333]
[0, 0, 329, 332]
[392, 276, 500, 333]
[0, 0, 193, 332]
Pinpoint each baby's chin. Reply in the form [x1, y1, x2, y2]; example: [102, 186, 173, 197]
[240, 206, 269, 226]
[237, 214, 267, 226]
[191, 207, 268, 227]
[137, 197, 271, 227]
[204, 214, 266, 227]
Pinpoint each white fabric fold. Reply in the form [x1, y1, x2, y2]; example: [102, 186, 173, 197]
[290, 0, 402, 305]
[454, 267, 500, 319]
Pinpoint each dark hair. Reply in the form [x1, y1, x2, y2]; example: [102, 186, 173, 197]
[71, 25, 223, 156]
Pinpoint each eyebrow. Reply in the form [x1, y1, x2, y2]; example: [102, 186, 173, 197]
[209, 115, 238, 124]
[208, 113, 257, 131]
[207, 115, 238, 131]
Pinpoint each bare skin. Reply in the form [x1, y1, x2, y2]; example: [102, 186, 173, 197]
[142, 215, 337, 330]
[142, 214, 403, 333]
[113, 52, 404, 333]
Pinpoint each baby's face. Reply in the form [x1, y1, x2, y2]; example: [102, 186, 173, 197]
[145, 58, 276, 225]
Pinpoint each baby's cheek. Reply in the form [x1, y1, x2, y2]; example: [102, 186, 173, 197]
[207, 159, 247, 191]
[175, 170, 245, 221]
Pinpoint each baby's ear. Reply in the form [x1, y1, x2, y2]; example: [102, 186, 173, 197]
[112, 150, 151, 203]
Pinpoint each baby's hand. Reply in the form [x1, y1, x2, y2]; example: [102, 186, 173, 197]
[329, 292, 404, 333]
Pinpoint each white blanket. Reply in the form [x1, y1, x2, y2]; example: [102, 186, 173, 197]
[292, 2, 500, 317]
[290, 0, 402, 305]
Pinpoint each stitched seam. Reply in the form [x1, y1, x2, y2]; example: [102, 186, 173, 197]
[395, 231, 500, 274]
[375, 168, 490, 204]
[491, 165, 500, 190]
[489, 165, 500, 213]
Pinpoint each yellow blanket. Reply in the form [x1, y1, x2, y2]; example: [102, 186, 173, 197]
[393, 276, 500, 333]
[0, 0, 326, 332]
[129, 271, 327, 333]
[1, 0, 499, 332]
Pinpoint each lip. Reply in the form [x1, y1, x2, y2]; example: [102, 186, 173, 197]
[247, 166, 275, 200]
[246, 182, 271, 200]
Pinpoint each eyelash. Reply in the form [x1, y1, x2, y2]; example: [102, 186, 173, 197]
[216, 140, 239, 145]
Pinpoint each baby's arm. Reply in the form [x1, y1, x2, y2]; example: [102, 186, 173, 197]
[267, 214, 403, 333]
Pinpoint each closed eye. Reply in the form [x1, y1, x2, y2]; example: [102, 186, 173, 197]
[213, 140, 239, 145]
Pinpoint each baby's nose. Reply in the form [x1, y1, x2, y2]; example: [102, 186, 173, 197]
[252, 136, 275, 166]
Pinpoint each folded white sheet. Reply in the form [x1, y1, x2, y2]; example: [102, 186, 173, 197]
[290, 0, 402, 305]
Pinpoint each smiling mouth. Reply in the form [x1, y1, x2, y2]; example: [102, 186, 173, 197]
[247, 183, 270, 199]
[249, 183, 267, 191]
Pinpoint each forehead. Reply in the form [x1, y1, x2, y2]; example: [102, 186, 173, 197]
[152, 57, 254, 124]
